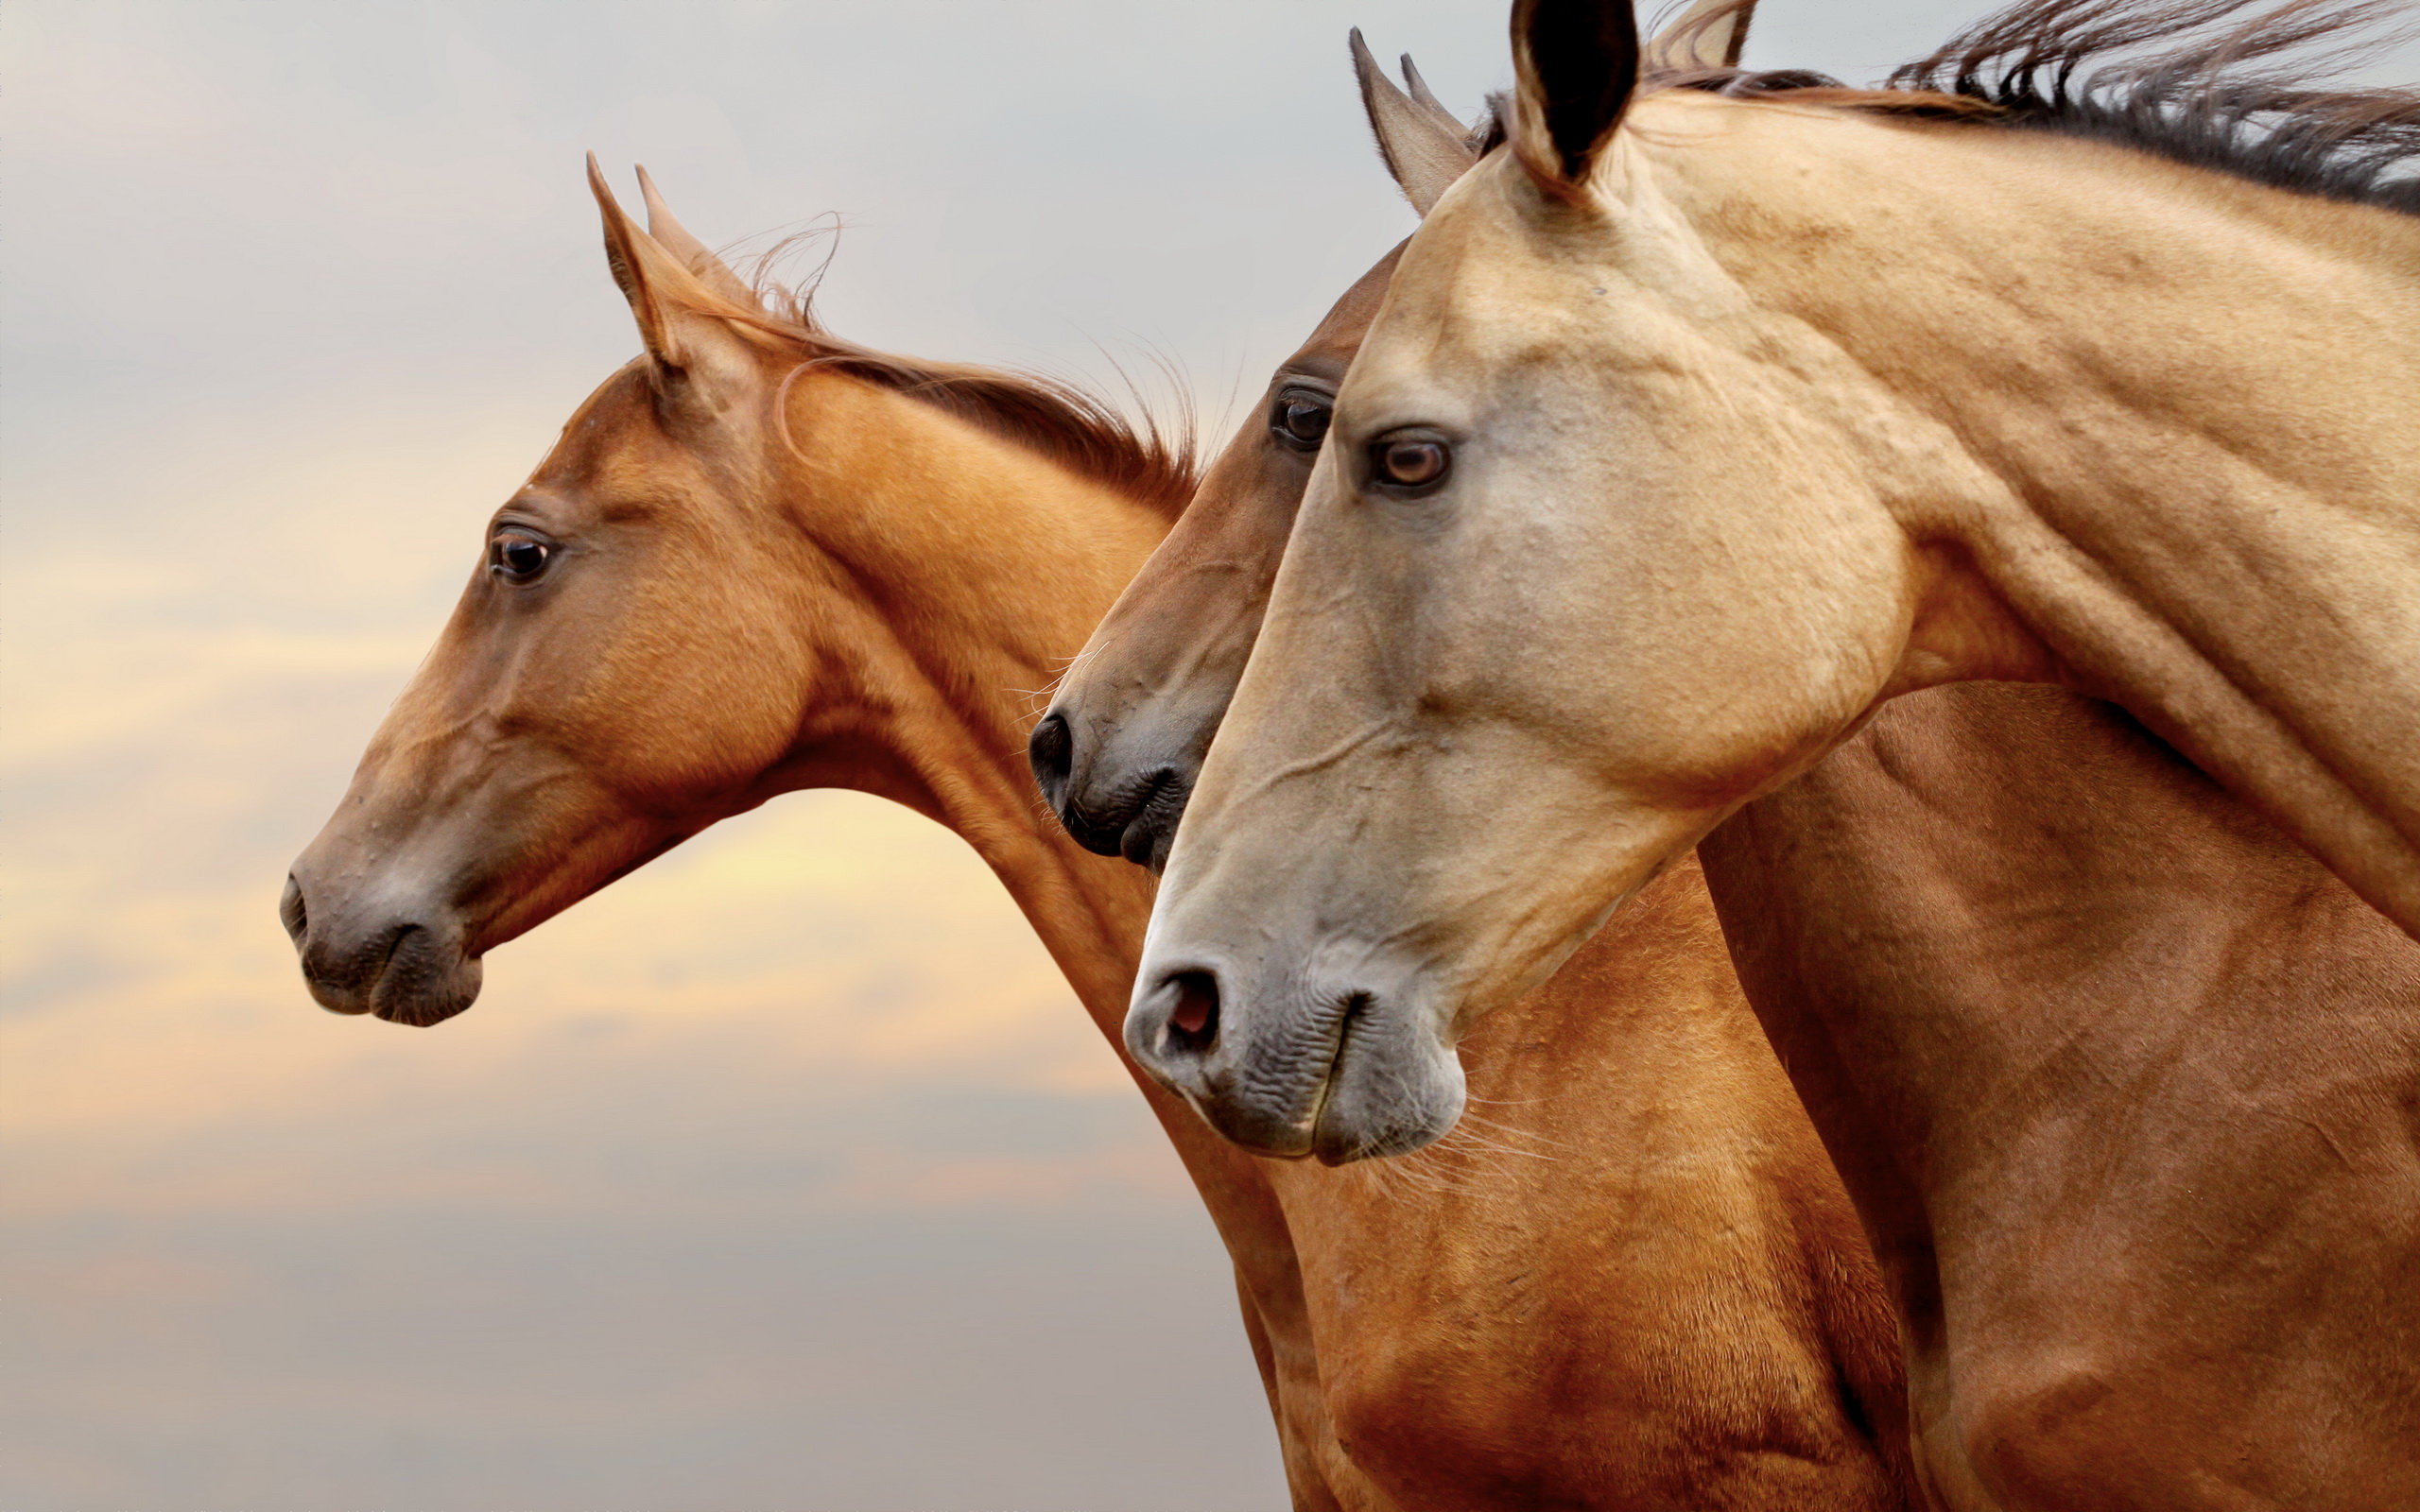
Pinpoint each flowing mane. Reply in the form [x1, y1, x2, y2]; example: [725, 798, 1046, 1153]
[1640, 0, 2420, 215]
[659, 249, 1199, 519]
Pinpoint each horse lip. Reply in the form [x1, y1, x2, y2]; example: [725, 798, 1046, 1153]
[297, 911, 479, 1025]
[1181, 988, 1364, 1160]
[309, 986, 375, 1017]
[370, 921, 482, 1027]
[1061, 763, 1185, 862]
[1116, 768, 1193, 870]
[1304, 994, 1371, 1163]
[372, 988, 473, 1027]
[1187, 1089, 1322, 1160]
[366, 922, 425, 1022]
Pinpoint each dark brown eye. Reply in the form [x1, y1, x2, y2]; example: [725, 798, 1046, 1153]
[1372, 436, 1450, 490]
[1271, 388, 1332, 451]
[489, 531, 554, 583]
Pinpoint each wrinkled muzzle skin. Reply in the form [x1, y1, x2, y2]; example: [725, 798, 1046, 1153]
[1130, 146, 1940, 1161]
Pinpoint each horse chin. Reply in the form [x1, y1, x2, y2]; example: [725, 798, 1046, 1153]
[367, 948, 484, 1027]
[1310, 1039, 1465, 1166]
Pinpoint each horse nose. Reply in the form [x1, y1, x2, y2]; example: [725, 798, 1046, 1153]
[1028, 711, 1074, 805]
[281, 855, 483, 1026]
[1125, 966, 1222, 1090]
[280, 873, 308, 945]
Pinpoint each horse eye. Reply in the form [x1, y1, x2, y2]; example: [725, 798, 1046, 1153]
[1372, 437, 1450, 490]
[1271, 390, 1332, 450]
[489, 532, 554, 583]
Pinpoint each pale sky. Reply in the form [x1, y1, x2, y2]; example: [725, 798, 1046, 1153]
[0, 1, 2267, 1506]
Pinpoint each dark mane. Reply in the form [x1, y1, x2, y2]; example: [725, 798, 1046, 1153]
[1651, 0, 2420, 215]
[666, 249, 1198, 520]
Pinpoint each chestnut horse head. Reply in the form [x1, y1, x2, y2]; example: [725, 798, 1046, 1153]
[1131, 0, 2420, 1160]
[285, 162, 1183, 1024]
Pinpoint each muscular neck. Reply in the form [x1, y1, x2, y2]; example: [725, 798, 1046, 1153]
[1703, 112, 2420, 932]
[776, 377, 1173, 1029]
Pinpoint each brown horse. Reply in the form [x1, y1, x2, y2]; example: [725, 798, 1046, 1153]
[282, 163, 1911, 1508]
[1043, 14, 2420, 1509]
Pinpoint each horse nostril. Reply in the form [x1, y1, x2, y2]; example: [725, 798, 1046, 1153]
[279, 874, 308, 946]
[1028, 711, 1074, 797]
[1127, 967, 1224, 1094]
[1168, 970, 1219, 1047]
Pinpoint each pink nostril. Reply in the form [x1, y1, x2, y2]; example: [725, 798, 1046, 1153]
[1169, 971, 1219, 1038]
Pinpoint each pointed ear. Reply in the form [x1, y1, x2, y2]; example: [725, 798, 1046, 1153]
[586, 156, 765, 404]
[1396, 54, 1465, 139]
[1510, 0, 1641, 198]
[1648, 0, 1754, 71]
[634, 164, 761, 309]
[1351, 29, 1478, 216]
[590, 152, 690, 369]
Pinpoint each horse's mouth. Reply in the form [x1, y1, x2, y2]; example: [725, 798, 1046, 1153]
[1139, 974, 1450, 1165]
[295, 907, 484, 1027]
[1055, 762, 1189, 866]
[365, 925, 482, 1027]
[1118, 769, 1195, 872]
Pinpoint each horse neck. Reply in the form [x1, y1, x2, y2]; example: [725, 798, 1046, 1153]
[1693, 109, 2420, 930]
[1697, 679, 2420, 1478]
[772, 372, 1172, 1024]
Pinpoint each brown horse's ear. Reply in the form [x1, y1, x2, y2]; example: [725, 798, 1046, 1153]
[1647, 0, 1755, 72]
[586, 155, 763, 404]
[1351, 29, 1479, 216]
[590, 152, 691, 370]
[1510, 0, 1641, 199]
[634, 164, 762, 309]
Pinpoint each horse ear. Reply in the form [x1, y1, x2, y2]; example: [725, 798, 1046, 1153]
[1510, 0, 1641, 198]
[1396, 54, 1467, 139]
[634, 164, 761, 309]
[589, 153, 690, 370]
[1351, 29, 1478, 216]
[586, 156, 762, 401]
[1648, 0, 1755, 71]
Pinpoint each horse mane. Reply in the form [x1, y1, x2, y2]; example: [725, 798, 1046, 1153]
[659, 245, 1199, 520]
[1640, 0, 2420, 215]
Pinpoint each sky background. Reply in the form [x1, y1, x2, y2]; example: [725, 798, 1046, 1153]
[10, 1, 2384, 1507]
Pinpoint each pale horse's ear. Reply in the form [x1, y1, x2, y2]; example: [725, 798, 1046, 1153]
[1509, 0, 1641, 199]
[634, 163, 761, 307]
[585, 154, 761, 391]
[1646, 0, 1756, 73]
[1349, 29, 1478, 216]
